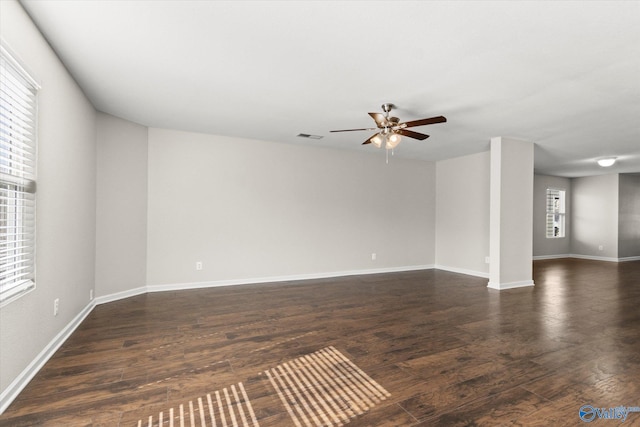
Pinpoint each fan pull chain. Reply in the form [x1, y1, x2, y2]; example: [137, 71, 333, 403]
[385, 148, 396, 164]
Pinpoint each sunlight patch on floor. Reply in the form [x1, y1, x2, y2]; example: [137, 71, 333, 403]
[138, 382, 258, 427]
[263, 346, 390, 426]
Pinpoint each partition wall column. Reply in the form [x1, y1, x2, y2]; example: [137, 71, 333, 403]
[488, 137, 535, 290]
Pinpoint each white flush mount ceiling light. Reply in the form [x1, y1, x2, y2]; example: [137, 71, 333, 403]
[597, 157, 617, 167]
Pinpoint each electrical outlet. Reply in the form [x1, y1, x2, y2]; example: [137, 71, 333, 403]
[90, 289, 94, 300]
[196, 261, 203, 271]
[485, 256, 490, 264]
[53, 298, 59, 316]
[598, 245, 604, 251]
[371, 253, 376, 261]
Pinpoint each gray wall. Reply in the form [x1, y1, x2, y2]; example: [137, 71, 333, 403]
[535, 173, 640, 260]
[3, 0, 636, 411]
[435, 151, 490, 276]
[146, 128, 436, 286]
[95, 113, 148, 297]
[0, 0, 97, 394]
[571, 174, 619, 259]
[618, 174, 640, 258]
[533, 174, 571, 257]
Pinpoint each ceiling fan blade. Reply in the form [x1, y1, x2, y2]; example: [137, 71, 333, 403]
[368, 112, 387, 127]
[362, 133, 379, 145]
[401, 116, 447, 128]
[397, 129, 430, 140]
[330, 127, 377, 133]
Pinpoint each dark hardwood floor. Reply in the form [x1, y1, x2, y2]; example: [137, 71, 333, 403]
[1, 259, 639, 426]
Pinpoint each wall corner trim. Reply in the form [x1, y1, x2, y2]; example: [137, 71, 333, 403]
[487, 280, 535, 290]
[0, 301, 95, 414]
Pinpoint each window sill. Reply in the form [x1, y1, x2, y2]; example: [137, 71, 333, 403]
[0, 282, 36, 308]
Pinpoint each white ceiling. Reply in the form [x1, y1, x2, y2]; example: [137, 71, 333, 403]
[20, 0, 640, 177]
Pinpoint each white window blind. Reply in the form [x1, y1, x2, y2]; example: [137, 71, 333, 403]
[1, 45, 38, 305]
[546, 188, 565, 238]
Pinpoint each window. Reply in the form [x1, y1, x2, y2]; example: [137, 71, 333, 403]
[546, 188, 565, 238]
[1, 45, 39, 306]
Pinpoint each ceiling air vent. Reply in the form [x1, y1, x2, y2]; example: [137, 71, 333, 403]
[297, 133, 323, 139]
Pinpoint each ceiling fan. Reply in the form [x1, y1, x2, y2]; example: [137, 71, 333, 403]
[330, 103, 446, 149]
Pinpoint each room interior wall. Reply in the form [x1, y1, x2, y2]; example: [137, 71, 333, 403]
[571, 174, 619, 260]
[7, 0, 636, 412]
[435, 151, 490, 277]
[533, 174, 571, 258]
[95, 113, 148, 297]
[0, 0, 97, 398]
[618, 174, 640, 259]
[146, 128, 436, 287]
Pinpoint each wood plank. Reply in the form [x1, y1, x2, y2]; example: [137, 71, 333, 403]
[1, 259, 639, 426]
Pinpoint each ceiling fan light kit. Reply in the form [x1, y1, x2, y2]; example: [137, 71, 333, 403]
[370, 129, 401, 149]
[331, 103, 446, 152]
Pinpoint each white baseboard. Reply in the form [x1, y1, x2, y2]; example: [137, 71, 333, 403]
[487, 280, 535, 290]
[533, 254, 640, 263]
[0, 301, 95, 414]
[147, 265, 436, 293]
[434, 264, 489, 279]
[569, 254, 622, 263]
[94, 286, 147, 306]
[532, 254, 572, 260]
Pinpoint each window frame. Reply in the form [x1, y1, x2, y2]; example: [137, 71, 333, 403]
[1, 42, 39, 307]
[545, 188, 566, 239]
